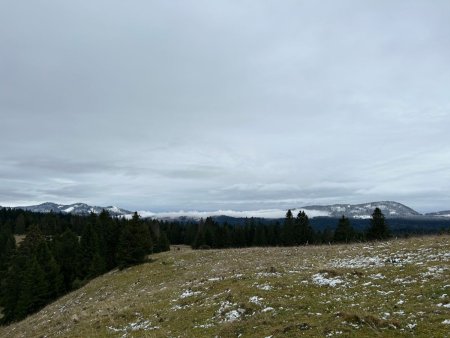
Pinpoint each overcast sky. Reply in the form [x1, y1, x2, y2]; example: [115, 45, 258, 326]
[1, 1, 450, 213]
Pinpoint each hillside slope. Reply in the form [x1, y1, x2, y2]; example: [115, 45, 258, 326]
[1, 236, 449, 337]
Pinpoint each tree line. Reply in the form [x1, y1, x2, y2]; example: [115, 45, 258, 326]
[0, 210, 169, 324]
[163, 207, 391, 249]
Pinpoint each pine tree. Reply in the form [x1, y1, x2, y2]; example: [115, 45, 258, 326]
[334, 216, 355, 243]
[367, 208, 391, 240]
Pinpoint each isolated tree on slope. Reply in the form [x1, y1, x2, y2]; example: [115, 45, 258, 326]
[366, 208, 391, 240]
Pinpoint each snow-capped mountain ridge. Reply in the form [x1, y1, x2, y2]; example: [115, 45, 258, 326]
[7, 201, 447, 219]
[143, 201, 420, 220]
[11, 202, 131, 216]
[300, 201, 420, 219]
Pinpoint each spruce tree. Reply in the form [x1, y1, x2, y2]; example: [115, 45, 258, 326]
[0, 261, 21, 323]
[36, 241, 63, 299]
[0, 227, 16, 275]
[0, 224, 57, 322]
[79, 223, 105, 278]
[0, 229, 18, 323]
[321, 227, 334, 244]
[99, 211, 120, 270]
[193, 219, 206, 249]
[367, 208, 391, 240]
[282, 209, 296, 246]
[116, 212, 152, 269]
[15, 214, 26, 234]
[54, 229, 81, 291]
[334, 216, 355, 243]
[19, 224, 45, 256]
[156, 231, 170, 252]
[296, 211, 313, 244]
[14, 256, 48, 319]
[203, 217, 217, 248]
[253, 225, 267, 247]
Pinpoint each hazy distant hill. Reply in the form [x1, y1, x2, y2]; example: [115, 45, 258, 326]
[425, 210, 450, 217]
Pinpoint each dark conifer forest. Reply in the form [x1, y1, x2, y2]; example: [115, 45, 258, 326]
[0, 209, 169, 323]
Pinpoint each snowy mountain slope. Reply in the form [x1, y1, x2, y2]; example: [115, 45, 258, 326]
[12, 202, 131, 216]
[301, 201, 421, 219]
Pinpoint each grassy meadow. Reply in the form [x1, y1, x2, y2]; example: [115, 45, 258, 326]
[1, 235, 449, 337]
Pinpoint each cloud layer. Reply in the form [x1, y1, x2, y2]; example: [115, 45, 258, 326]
[1, 1, 450, 212]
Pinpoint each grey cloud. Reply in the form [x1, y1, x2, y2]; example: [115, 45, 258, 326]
[1, 1, 450, 213]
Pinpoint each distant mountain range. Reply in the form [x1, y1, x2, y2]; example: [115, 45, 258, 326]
[8, 202, 131, 217]
[425, 210, 450, 217]
[3, 201, 449, 220]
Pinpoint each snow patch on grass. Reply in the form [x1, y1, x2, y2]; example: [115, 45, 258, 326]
[312, 273, 345, 287]
[249, 296, 263, 306]
[107, 319, 160, 337]
[180, 289, 201, 299]
[257, 283, 273, 291]
[223, 309, 245, 322]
